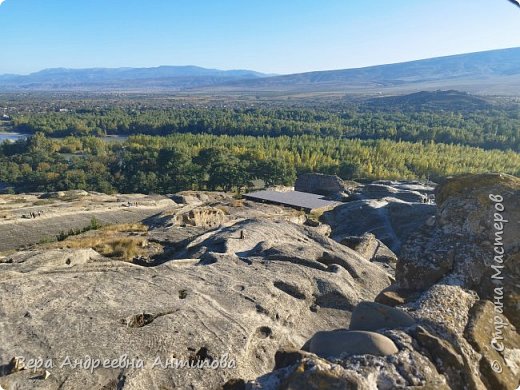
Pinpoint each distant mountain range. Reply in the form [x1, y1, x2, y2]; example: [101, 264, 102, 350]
[0, 66, 270, 91]
[216, 47, 520, 95]
[1, 47, 520, 94]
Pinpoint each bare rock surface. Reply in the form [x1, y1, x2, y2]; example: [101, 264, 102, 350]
[2, 175, 519, 390]
[0, 192, 175, 253]
[294, 173, 356, 196]
[397, 173, 520, 328]
[464, 300, 520, 390]
[324, 197, 435, 253]
[0, 244, 390, 389]
[241, 174, 519, 390]
[350, 182, 430, 203]
[0, 189, 392, 390]
[349, 301, 415, 331]
[304, 330, 399, 359]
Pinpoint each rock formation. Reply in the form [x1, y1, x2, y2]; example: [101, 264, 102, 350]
[324, 196, 435, 253]
[230, 174, 520, 390]
[0, 189, 391, 390]
[398, 173, 519, 328]
[294, 173, 355, 196]
[1, 175, 518, 390]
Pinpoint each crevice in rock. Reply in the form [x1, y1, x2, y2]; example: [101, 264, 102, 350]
[313, 291, 354, 311]
[273, 281, 306, 300]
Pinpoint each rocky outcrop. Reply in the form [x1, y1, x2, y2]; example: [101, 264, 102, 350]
[0, 242, 388, 389]
[42, 189, 89, 199]
[0, 196, 391, 389]
[243, 286, 495, 390]
[349, 182, 430, 203]
[238, 174, 520, 390]
[397, 173, 520, 328]
[174, 206, 227, 228]
[0, 192, 176, 252]
[169, 190, 229, 205]
[249, 329, 452, 390]
[294, 173, 356, 196]
[2, 175, 519, 390]
[324, 197, 435, 253]
[464, 300, 520, 390]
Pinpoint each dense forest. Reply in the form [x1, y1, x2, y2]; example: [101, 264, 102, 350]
[1, 92, 519, 194]
[1, 132, 519, 194]
[9, 104, 520, 152]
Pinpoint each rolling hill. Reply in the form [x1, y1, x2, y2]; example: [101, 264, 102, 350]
[211, 47, 520, 95]
[363, 90, 492, 111]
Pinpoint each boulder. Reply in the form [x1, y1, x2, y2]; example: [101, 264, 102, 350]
[304, 330, 399, 359]
[279, 359, 367, 390]
[351, 183, 428, 203]
[406, 284, 479, 336]
[309, 223, 332, 237]
[294, 173, 355, 196]
[340, 233, 397, 264]
[324, 198, 435, 253]
[374, 285, 418, 307]
[251, 330, 451, 390]
[349, 301, 415, 331]
[413, 326, 468, 390]
[273, 349, 315, 370]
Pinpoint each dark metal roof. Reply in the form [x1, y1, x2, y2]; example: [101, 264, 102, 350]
[243, 190, 339, 211]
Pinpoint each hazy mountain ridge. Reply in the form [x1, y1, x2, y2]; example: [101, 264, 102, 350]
[0, 66, 270, 91]
[214, 47, 520, 93]
[1, 47, 520, 93]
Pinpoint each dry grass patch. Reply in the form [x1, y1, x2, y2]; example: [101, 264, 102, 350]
[49, 224, 150, 261]
[230, 199, 245, 208]
[101, 223, 148, 233]
[214, 205, 230, 215]
[61, 235, 148, 261]
[96, 237, 145, 260]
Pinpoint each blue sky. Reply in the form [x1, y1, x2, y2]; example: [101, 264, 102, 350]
[0, 0, 518, 75]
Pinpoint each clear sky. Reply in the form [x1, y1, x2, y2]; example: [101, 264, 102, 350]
[0, 0, 519, 75]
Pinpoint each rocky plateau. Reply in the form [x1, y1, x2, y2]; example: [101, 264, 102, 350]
[0, 174, 518, 390]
